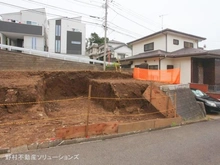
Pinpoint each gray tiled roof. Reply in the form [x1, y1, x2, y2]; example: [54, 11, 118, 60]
[120, 48, 220, 62]
[128, 28, 206, 45]
[120, 50, 167, 61]
[207, 49, 220, 55]
[168, 48, 207, 57]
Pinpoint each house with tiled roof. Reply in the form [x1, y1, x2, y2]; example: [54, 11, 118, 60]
[88, 40, 132, 62]
[120, 28, 220, 85]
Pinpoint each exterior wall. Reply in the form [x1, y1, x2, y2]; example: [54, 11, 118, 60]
[108, 43, 122, 48]
[61, 19, 85, 55]
[23, 36, 44, 51]
[173, 57, 191, 84]
[1, 9, 46, 32]
[48, 20, 56, 53]
[114, 46, 132, 59]
[160, 58, 174, 69]
[21, 9, 46, 26]
[167, 33, 198, 52]
[132, 35, 166, 55]
[1, 12, 21, 22]
[131, 57, 160, 68]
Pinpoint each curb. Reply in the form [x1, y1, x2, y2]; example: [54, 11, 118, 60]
[0, 118, 209, 159]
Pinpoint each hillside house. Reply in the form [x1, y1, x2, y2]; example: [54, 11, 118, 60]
[88, 40, 132, 62]
[0, 8, 86, 55]
[120, 28, 220, 85]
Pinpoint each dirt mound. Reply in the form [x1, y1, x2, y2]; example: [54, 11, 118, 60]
[0, 71, 166, 148]
[90, 79, 153, 114]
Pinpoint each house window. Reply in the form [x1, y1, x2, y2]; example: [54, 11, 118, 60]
[173, 39, 179, 45]
[118, 53, 125, 59]
[55, 25, 61, 36]
[31, 37, 36, 49]
[167, 65, 174, 69]
[149, 65, 158, 70]
[27, 21, 38, 25]
[144, 42, 154, 52]
[55, 40, 61, 53]
[27, 21, 32, 25]
[184, 41, 194, 48]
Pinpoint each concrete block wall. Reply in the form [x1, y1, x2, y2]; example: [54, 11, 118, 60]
[0, 50, 102, 71]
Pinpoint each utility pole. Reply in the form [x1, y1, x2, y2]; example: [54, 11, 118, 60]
[103, 0, 108, 71]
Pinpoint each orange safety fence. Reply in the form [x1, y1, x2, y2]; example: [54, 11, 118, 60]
[133, 68, 180, 84]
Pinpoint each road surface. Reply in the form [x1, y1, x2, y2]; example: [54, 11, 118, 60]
[1, 119, 220, 165]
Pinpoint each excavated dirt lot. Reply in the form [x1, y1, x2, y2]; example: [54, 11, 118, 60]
[0, 71, 165, 148]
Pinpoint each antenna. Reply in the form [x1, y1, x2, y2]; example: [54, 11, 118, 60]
[159, 14, 168, 30]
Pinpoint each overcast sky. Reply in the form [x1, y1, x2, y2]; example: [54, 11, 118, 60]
[0, 0, 220, 50]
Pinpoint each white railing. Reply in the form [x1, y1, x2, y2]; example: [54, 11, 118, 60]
[0, 44, 108, 64]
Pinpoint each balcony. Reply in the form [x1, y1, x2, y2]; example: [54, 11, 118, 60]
[0, 21, 43, 36]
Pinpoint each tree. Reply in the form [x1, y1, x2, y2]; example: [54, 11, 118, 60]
[87, 32, 109, 47]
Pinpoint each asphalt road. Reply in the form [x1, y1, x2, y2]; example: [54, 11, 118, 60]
[1, 119, 220, 165]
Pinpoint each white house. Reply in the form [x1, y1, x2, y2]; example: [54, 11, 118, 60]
[0, 8, 47, 51]
[48, 17, 86, 55]
[88, 40, 132, 62]
[121, 28, 220, 85]
[0, 8, 86, 56]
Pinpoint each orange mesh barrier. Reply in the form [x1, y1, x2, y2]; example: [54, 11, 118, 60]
[133, 68, 180, 84]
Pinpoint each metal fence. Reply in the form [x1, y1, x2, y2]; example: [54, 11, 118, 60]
[0, 44, 107, 65]
[208, 85, 220, 92]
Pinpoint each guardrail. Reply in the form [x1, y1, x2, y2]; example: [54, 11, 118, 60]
[0, 44, 107, 65]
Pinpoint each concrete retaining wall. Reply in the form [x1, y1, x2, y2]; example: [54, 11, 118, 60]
[161, 84, 205, 121]
[0, 50, 102, 71]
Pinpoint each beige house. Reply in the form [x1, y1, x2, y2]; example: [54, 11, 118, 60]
[121, 28, 220, 85]
[87, 40, 132, 62]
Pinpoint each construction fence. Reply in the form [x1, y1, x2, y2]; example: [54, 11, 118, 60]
[133, 68, 180, 84]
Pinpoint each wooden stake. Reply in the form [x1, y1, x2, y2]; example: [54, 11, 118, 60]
[85, 85, 92, 138]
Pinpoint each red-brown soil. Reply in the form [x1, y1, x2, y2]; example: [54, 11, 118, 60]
[0, 71, 165, 148]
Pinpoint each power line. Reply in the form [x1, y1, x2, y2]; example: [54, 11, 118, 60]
[0, 2, 138, 40]
[108, 27, 137, 39]
[111, 1, 161, 29]
[109, 6, 155, 33]
[22, 0, 101, 19]
[67, 0, 102, 8]
[0, 2, 101, 25]
[108, 22, 142, 37]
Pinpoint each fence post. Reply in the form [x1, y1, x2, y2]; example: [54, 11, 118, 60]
[85, 85, 92, 138]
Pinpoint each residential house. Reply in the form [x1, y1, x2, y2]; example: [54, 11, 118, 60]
[88, 40, 132, 62]
[0, 8, 47, 51]
[0, 8, 86, 55]
[48, 17, 86, 55]
[121, 28, 220, 85]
